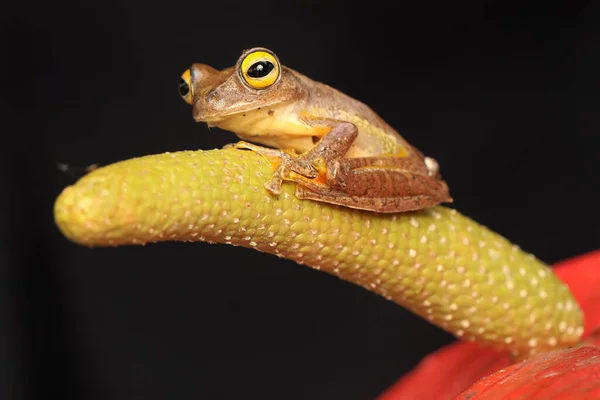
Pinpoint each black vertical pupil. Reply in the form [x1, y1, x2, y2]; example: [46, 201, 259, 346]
[179, 78, 190, 96]
[247, 61, 274, 78]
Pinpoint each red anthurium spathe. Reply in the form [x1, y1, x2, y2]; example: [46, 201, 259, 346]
[378, 250, 600, 400]
[455, 346, 600, 399]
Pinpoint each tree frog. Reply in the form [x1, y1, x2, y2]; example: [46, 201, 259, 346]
[179, 47, 452, 213]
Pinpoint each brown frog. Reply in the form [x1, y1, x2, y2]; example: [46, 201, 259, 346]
[179, 47, 452, 213]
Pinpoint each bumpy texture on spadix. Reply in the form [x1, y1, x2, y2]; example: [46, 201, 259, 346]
[54, 148, 583, 357]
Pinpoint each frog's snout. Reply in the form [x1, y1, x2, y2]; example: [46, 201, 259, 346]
[189, 63, 227, 123]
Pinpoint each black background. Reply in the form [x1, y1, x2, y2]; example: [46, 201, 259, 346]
[3, 1, 600, 399]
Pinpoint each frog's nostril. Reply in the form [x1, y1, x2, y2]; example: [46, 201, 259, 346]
[207, 89, 218, 101]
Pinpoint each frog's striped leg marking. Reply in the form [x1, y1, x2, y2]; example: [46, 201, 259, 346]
[294, 185, 445, 213]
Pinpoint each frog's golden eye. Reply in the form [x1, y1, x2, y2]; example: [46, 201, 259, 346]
[240, 50, 280, 89]
[179, 69, 193, 104]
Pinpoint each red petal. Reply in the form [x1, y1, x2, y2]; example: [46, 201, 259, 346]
[377, 342, 511, 400]
[454, 346, 600, 399]
[378, 250, 600, 400]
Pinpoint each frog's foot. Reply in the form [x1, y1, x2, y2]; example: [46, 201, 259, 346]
[225, 141, 317, 195]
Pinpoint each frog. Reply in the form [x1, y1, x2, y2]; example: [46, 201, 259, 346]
[178, 47, 452, 213]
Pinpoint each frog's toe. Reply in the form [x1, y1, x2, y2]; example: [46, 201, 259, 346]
[264, 178, 283, 195]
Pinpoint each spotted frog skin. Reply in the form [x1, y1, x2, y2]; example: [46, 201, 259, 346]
[178, 47, 452, 213]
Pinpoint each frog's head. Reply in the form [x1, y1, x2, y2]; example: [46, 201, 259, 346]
[179, 47, 304, 125]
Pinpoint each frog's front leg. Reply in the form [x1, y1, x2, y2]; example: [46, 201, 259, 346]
[228, 121, 360, 192]
[223, 120, 355, 195]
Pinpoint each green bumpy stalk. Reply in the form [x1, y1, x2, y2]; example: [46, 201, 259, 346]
[54, 148, 583, 357]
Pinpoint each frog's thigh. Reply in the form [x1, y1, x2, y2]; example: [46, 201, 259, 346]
[330, 165, 426, 197]
[294, 185, 435, 213]
[329, 156, 438, 195]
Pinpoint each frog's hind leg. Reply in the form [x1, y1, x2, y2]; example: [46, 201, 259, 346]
[326, 157, 452, 211]
[289, 157, 452, 213]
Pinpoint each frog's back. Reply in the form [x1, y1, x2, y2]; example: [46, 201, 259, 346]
[293, 70, 416, 158]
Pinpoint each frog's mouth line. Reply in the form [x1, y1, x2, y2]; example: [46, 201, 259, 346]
[198, 116, 226, 125]
[193, 107, 262, 125]
[193, 108, 250, 125]
[200, 113, 247, 129]
[193, 97, 296, 126]
[197, 111, 248, 129]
